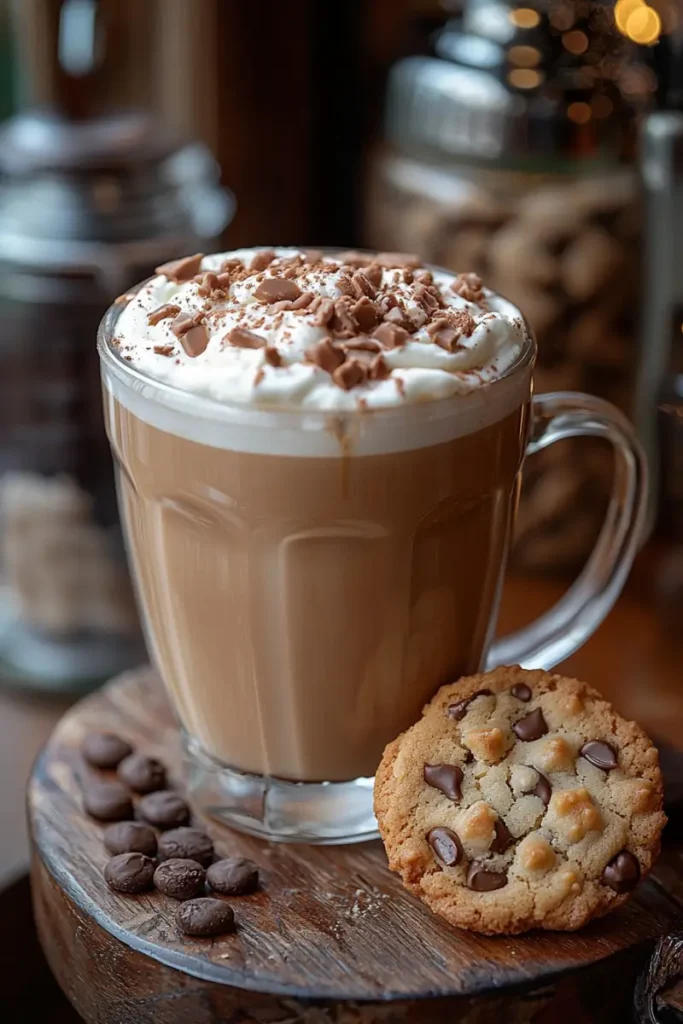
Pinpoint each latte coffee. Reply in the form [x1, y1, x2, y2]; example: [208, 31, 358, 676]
[100, 247, 533, 832]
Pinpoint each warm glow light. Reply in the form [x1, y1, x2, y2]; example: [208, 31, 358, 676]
[509, 45, 542, 67]
[624, 4, 662, 44]
[562, 30, 589, 54]
[615, 0, 645, 34]
[567, 102, 592, 125]
[591, 95, 614, 119]
[507, 68, 543, 89]
[549, 6, 575, 30]
[509, 7, 541, 28]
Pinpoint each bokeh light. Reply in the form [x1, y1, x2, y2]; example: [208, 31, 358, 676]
[567, 101, 592, 124]
[508, 7, 541, 29]
[509, 45, 542, 67]
[507, 68, 544, 89]
[614, 0, 663, 45]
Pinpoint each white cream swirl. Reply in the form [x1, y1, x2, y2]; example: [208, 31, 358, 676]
[112, 248, 528, 411]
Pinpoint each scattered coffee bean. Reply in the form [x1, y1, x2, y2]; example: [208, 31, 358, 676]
[207, 857, 259, 896]
[138, 790, 190, 830]
[158, 827, 214, 867]
[104, 821, 158, 858]
[511, 683, 532, 702]
[580, 740, 618, 771]
[176, 898, 236, 937]
[105, 853, 155, 894]
[467, 864, 508, 892]
[84, 780, 133, 822]
[154, 858, 206, 901]
[446, 689, 493, 721]
[423, 764, 463, 802]
[602, 850, 640, 893]
[512, 708, 548, 742]
[118, 753, 167, 794]
[491, 819, 514, 854]
[427, 827, 463, 867]
[82, 732, 133, 770]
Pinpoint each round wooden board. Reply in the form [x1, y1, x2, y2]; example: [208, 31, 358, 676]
[28, 667, 683, 1023]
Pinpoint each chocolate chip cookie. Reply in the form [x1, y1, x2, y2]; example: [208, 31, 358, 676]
[374, 666, 665, 934]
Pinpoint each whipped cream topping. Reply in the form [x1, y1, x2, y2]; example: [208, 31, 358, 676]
[112, 248, 529, 412]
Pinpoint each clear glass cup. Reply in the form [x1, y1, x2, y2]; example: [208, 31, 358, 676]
[98, 267, 647, 845]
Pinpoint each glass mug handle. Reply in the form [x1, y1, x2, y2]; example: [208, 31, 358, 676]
[487, 391, 648, 671]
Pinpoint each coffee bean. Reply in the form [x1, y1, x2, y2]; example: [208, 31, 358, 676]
[154, 858, 206, 900]
[602, 850, 640, 894]
[512, 708, 548, 742]
[446, 689, 493, 721]
[511, 683, 532, 702]
[105, 852, 155, 894]
[491, 819, 514, 854]
[176, 898, 236, 937]
[158, 827, 214, 868]
[427, 827, 463, 867]
[82, 732, 133, 770]
[467, 864, 508, 892]
[424, 764, 463, 802]
[104, 821, 158, 857]
[138, 791, 190, 830]
[207, 857, 259, 896]
[580, 740, 618, 771]
[118, 754, 167, 794]
[84, 781, 133, 822]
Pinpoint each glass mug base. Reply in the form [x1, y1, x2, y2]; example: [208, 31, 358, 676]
[183, 732, 380, 845]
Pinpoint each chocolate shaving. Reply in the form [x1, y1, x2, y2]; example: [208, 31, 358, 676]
[226, 327, 266, 349]
[148, 303, 180, 326]
[153, 344, 175, 356]
[171, 312, 198, 337]
[336, 274, 357, 298]
[415, 269, 434, 285]
[330, 298, 359, 339]
[344, 337, 382, 353]
[254, 277, 301, 303]
[312, 298, 335, 327]
[337, 250, 372, 267]
[180, 323, 209, 358]
[249, 249, 275, 272]
[378, 293, 398, 316]
[291, 291, 314, 310]
[305, 337, 346, 374]
[383, 305, 413, 332]
[373, 322, 410, 349]
[369, 354, 390, 381]
[365, 263, 383, 288]
[414, 285, 440, 313]
[351, 271, 376, 299]
[451, 272, 484, 303]
[196, 271, 221, 297]
[351, 297, 380, 332]
[303, 249, 324, 264]
[264, 346, 282, 367]
[333, 358, 367, 391]
[433, 327, 464, 353]
[376, 251, 422, 269]
[155, 253, 204, 283]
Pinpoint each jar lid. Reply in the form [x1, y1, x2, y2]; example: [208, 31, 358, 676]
[385, 0, 638, 167]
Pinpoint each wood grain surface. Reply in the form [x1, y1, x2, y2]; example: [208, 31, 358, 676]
[27, 667, 683, 1022]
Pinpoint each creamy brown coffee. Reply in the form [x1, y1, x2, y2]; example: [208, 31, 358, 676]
[103, 248, 532, 782]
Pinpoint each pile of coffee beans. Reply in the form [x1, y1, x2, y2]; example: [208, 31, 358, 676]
[82, 730, 259, 937]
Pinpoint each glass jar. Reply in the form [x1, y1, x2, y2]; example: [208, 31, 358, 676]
[365, 1, 644, 573]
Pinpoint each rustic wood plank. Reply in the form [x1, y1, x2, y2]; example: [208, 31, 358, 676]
[28, 667, 683, 1022]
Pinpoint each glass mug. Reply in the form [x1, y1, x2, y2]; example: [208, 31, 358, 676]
[98, 266, 646, 844]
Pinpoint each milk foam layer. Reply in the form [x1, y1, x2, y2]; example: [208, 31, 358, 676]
[103, 248, 532, 456]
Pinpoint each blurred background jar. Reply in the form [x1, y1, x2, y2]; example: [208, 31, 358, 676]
[366, 0, 662, 573]
[0, 0, 234, 691]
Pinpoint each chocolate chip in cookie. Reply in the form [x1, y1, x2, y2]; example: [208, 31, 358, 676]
[602, 849, 640, 893]
[580, 740, 618, 771]
[512, 707, 548, 742]
[424, 764, 463, 802]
